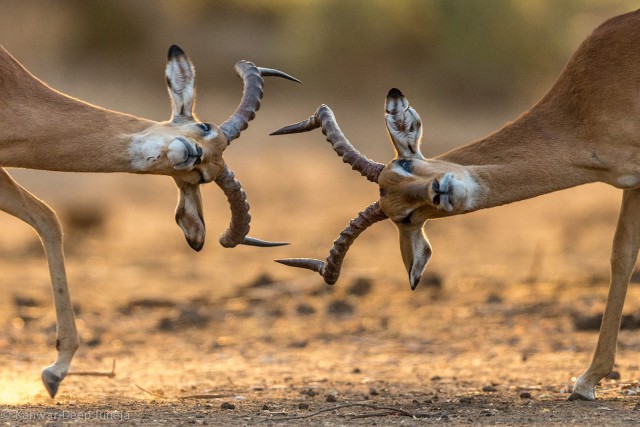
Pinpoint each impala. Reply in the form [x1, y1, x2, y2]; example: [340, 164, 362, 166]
[0, 44, 298, 397]
[273, 9, 640, 401]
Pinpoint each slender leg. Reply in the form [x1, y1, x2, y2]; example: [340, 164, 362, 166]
[570, 188, 640, 400]
[0, 168, 78, 398]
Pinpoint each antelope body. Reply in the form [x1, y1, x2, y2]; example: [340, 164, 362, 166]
[274, 9, 640, 401]
[0, 44, 298, 397]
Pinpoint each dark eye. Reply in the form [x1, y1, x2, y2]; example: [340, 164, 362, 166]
[398, 159, 412, 173]
[196, 123, 211, 132]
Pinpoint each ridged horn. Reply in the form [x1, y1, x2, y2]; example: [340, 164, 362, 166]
[220, 61, 301, 144]
[275, 201, 387, 285]
[271, 105, 385, 183]
[214, 165, 288, 248]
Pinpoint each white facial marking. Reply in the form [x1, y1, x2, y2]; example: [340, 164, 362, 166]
[129, 135, 167, 171]
[460, 171, 480, 211]
[392, 162, 413, 177]
[204, 128, 218, 140]
[617, 175, 640, 189]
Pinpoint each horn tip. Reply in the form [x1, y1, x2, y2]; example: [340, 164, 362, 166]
[269, 128, 286, 136]
[275, 258, 325, 274]
[257, 67, 302, 84]
[241, 237, 289, 247]
[269, 122, 304, 136]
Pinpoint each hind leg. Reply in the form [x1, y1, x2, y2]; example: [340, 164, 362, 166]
[0, 168, 78, 397]
[570, 188, 640, 400]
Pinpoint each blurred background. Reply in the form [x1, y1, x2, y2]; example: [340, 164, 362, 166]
[3, 1, 640, 407]
[0, 0, 637, 305]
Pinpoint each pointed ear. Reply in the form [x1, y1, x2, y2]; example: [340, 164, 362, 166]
[385, 88, 424, 159]
[166, 45, 196, 122]
[173, 178, 205, 251]
[397, 222, 432, 290]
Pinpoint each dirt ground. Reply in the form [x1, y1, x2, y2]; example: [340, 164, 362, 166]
[2, 137, 640, 426]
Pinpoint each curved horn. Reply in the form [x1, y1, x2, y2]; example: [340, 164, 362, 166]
[214, 165, 288, 248]
[271, 105, 385, 183]
[276, 201, 387, 285]
[220, 61, 301, 144]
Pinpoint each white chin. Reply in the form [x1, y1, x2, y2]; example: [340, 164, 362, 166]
[442, 199, 454, 212]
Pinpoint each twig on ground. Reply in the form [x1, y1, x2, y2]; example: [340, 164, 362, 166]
[524, 241, 544, 283]
[135, 383, 165, 398]
[227, 376, 236, 389]
[177, 393, 235, 400]
[259, 402, 423, 422]
[350, 411, 404, 419]
[67, 359, 116, 378]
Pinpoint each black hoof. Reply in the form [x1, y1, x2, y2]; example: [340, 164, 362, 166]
[42, 370, 64, 398]
[567, 391, 592, 401]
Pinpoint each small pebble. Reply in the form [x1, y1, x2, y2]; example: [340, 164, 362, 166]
[303, 388, 317, 397]
[519, 392, 532, 399]
[485, 293, 503, 304]
[326, 389, 339, 402]
[327, 300, 354, 317]
[221, 402, 235, 410]
[369, 387, 379, 396]
[347, 277, 373, 296]
[296, 303, 316, 315]
[298, 402, 310, 410]
[419, 272, 443, 288]
[607, 371, 621, 380]
[288, 340, 308, 348]
[482, 385, 497, 392]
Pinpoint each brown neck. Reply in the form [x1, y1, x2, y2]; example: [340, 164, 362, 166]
[440, 11, 640, 214]
[437, 105, 610, 211]
[433, 11, 640, 212]
[0, 45, 155, 172]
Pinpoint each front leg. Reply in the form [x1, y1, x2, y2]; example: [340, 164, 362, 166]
[570, 188, 640, 400]
[0, 169, 78, 398]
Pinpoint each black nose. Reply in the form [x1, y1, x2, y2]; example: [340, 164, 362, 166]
[185, 143, 203, 166]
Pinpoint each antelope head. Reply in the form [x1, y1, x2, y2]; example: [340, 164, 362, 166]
[153, 45, 300, 251]
[272, 88, 477, 290]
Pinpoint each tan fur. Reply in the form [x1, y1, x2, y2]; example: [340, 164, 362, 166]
[0, 45, 227, 177]
[0, 44, 231, 398]
[376, 10, 640, 400]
